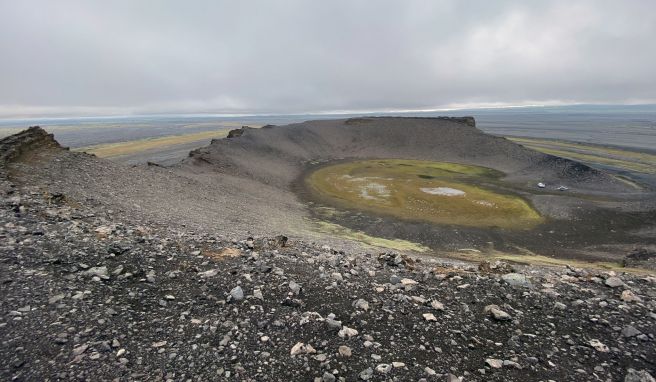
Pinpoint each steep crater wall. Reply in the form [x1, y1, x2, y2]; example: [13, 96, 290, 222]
[180, 117, 630, 194]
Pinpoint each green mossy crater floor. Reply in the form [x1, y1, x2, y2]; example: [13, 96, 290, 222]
[306, 159, 543, 229]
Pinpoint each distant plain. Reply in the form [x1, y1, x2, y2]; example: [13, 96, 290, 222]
[1, 105, 655, 178]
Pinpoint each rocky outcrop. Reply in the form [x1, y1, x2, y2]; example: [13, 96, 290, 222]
[437, 116, 476, 127]
[226, 125, 253, 138]
[344, 116, 476, 127]
[623, 247, 656, 270]
[0, 126, 63, 167]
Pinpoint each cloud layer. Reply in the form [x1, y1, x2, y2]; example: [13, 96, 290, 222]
[1, 0, 655, 117]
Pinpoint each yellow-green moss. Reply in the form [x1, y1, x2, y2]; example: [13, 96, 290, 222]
[444, 247, 655, 275]
[313, 221, 430, 252]
[306, 159, 542, 229]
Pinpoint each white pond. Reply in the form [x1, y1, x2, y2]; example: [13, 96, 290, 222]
[420, 187, 466, 196]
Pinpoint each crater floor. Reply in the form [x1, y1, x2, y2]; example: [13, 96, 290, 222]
[305, 159, 542, 229]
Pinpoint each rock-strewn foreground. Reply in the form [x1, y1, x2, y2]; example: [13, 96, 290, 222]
[1, 176, 656, 381]
[0, 123, 655, 381]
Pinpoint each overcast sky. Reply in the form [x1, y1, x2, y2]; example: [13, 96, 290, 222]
[1, 1, 655, 118]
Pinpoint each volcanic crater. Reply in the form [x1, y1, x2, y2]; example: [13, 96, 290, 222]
[3, 117, 656, 265]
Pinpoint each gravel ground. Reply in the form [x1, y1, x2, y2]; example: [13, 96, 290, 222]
[0, 177, 655, 381]
[1, 127, 312, 241]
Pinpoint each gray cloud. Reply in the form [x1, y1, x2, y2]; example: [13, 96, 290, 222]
[1, 0, 655, 117]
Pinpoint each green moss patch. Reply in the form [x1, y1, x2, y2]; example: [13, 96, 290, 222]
[306, 159, 543, 229]
[313, 221, 430, 252]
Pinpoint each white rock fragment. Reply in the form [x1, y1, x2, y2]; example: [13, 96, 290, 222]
[484, 304, 511, 321]
[411, 296, 427, 304]
[354, 299, 370, 311]
[94, 226, 113, 235]
[430, 300, 445, 311]
[400, 278, 418, 286]
[423, 313, 437, 322]
[290, 342, 316, 355]
[338, 345, 352, 357]
[485, 358, 503, 368]
[376, 364, 392, 374]
[325, 313, 342, 329]
[589, 339, 609, 352]
[338, 326, 359, 338]
[72, 344, 88, 355]
[289, 281, 301, 295]
[620, 290, 642, 302]
[84, 266, 108, 278]
[502, 273, 531, 288]
[198, 269, 218, 278]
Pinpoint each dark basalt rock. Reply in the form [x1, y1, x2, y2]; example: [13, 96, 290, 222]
[0, 126, 63, 167]
[226, 126, 253, 138]
[623, 247, 656, 269]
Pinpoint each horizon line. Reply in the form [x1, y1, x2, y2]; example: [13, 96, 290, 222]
[1, 102, 656, 123]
